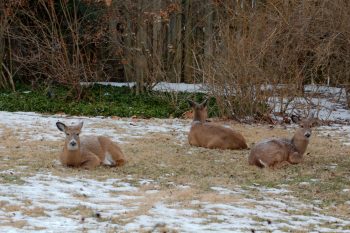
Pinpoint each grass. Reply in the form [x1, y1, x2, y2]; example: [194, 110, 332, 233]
[0, 173, 25, 185]
[0, 119, 350, 231]
[0, 83, 219, 118]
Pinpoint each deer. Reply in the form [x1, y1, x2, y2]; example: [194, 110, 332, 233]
[56, 121, 126, 169]
[248, 115, 314, 168]
[187, 99, 248, 150]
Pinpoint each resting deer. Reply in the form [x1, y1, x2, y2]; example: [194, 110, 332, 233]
[187, 99, 248, 149]
[248, 116, 314, 168]
[56, 121, 126, 169]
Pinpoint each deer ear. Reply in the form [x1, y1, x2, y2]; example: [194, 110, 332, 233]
[187, 100, 196, 108]
[56, 122, 66, 132]
[308, 111, 316, 120]
[200, 98, 208, 108]
[77, 122, 84, 130]
[309, 117, 319, 127]
[291, 115, 300, 124]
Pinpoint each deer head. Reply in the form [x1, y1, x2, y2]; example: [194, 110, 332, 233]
[56, 122, 84, 151]
[188, 99, 208, 123]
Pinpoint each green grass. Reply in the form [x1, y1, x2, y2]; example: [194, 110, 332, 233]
[0, 174, 25, 185]
[0, 84, 219, 118]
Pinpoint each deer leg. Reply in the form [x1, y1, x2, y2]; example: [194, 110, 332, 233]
[106, 143, 126, 167]
[81, 153, 101, 169]
[288, 152, 303, 164]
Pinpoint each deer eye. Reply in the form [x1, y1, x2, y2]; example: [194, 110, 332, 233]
[66, 133, 70, 136]
[300, 125, 304, 128]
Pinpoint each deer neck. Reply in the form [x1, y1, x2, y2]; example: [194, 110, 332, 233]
[291, 135, 309, 155]
[193, 112, 206, 124]
[63, 146, 82, 165]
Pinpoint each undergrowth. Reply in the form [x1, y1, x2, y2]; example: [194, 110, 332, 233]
[0, 84, 219, 118]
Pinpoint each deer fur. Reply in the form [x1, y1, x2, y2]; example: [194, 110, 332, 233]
[248, 116, 313, 168]
[56, 121, 126, 169]
[187, 99, 248, 150]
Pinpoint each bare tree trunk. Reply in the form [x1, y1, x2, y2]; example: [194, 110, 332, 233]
[166, 0, 183, 82]
[107, 1, 122, 81]
[166, 0, 182, 82]
[204, 0, 213, 84]
[0, 2, 15, 92]
[135, 2, 147, 94]
[152, 0, 162, 83]
[120, 2, 133, 83]
[183, 0, 193, 83]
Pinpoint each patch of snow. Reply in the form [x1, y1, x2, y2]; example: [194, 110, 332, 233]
[81, 81, 208, 93]
[211, 186, 246, 195]
[139, 179, 155, 185]
[317, 125, 350, 146]
[1, 173, 349, 232]
[81, 81, 136, 88]
[153, 82, 208, 93]
[254, 187, 290, 194]
[145, 190, 159, 194]
[0, 173, 143, 232]
[0, 111, 189, 144]
[79, 82, 350, 122]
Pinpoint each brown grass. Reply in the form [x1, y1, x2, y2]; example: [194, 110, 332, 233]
[0, 120, 350, 222]
[0, 220, 28, 229]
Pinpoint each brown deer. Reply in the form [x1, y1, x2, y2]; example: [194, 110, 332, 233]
[187, 99, 248, 149]
[248, 116, 314, 168]
[56, 121, 126, 169]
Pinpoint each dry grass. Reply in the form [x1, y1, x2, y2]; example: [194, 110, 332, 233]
[0, 120, 350, 223]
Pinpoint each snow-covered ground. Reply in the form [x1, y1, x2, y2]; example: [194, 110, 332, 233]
[0, 111, 350, 232]
[1, 171, 349, 233]
[0, 111, 189, 143]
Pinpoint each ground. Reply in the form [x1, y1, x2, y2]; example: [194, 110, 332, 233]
[0, 111, 350, 232]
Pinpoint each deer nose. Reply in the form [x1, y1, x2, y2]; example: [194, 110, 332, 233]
[305, 132, 311, 138]
[70, 141, 77, 146]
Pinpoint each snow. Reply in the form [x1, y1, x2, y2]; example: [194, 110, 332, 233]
[267, 84, 350, 122]
[153, 82, 208, 93]
[81, 81, 208, 93]
[317, 124, 350, 146]
[0, 170, 349, 232]
[0, 92, 350, 232]
[79, 82, 350, 123]
[0, 111, 189, 143]
[0, 173, 140, 232]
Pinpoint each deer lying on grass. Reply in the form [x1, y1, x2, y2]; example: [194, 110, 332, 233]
[188, 99, 248, 149]
[248, 116, 314, 168]
[56, 122, 126, 169]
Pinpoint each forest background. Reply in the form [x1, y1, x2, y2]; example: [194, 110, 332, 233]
[1, 0, 350, 119]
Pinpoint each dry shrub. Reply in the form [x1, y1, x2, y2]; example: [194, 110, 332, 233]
[199, 0, 350, 119]
[2, 0, 350, 114]
[2, 0, 117, 97]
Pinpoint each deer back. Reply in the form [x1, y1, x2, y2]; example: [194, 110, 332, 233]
[189, 123, 247, 149]
[187, 99, 247, 150]
[248, 116, 314, 168]
[248, 138, 296, 167]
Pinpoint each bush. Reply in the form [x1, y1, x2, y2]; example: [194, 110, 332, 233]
[0, 84, 217, 118]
